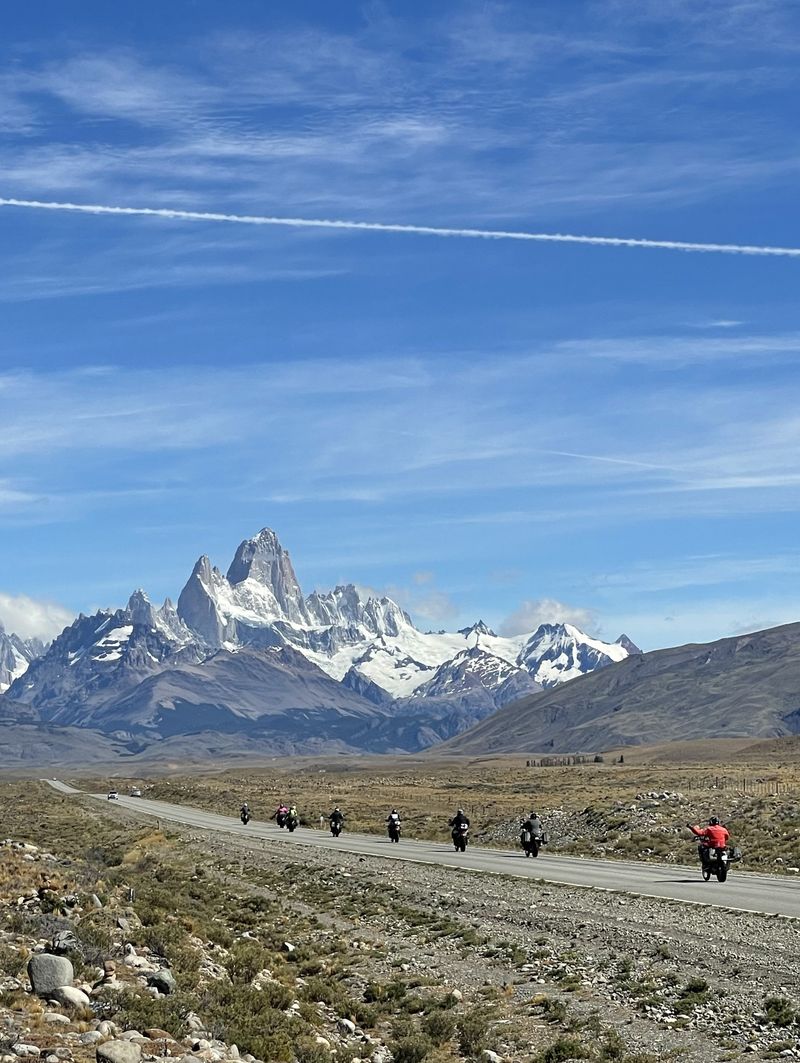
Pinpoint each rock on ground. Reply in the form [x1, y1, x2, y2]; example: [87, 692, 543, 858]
[28, 954, 74, 997]
[96, 1040, 142, 1063]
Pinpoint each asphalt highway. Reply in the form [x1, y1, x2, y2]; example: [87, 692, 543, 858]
[46, 780, 800, 918]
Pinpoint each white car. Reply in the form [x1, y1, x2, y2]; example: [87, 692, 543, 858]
[130, 787, 142, 798]
[107, 790, 119, 800]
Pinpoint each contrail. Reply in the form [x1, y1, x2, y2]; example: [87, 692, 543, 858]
[1, 195, 799, 258]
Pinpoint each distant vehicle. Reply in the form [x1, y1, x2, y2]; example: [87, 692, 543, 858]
[107, 790, 119, 800]
[130, 787, 142, 798]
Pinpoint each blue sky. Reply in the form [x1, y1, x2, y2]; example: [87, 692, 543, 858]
[2, 0, 800, 648]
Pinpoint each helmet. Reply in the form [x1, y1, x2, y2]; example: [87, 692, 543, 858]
[709, 816, 719, 825]
[391, 808, 398, 814]
[457, 809, 464, 815]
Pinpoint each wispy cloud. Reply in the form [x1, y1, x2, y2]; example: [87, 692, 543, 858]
[499, 598, 598, 637]
[0, 591, 73, 641]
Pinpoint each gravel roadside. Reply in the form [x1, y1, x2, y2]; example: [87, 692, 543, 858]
[165, 818, 800, 1063]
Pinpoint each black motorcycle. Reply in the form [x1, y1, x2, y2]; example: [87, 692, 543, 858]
[287, 814, 299, 833]
[388, 820, 401, 843]
[699, 844, 741, 882]
[520, 825, 544, 857]
[330, 820, 343, 837]
[451, 823, 469, 853]
[240, 810, 251, 825]
[276, 810, 288, 829]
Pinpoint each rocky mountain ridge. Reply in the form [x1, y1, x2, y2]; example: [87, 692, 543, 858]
[441, 620, 800, 754]
[2, 528, 636, 756]
[0, 624, 46, 694]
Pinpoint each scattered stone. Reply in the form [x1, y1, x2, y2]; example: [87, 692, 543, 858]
[143, 1030, 172, 1043]
[96, 1040, 142, 1063]
[28, 954, 73, 997]
[51, 986, 91, 1009]
[50, 932, 78, 955]
[90, 895, 103, 909]
[12, 1048, 41, 1058]
[43, 1013, 71, 1026]
[79, 1034, 103, 1046]
[338, 1019, 357, 1035]
[449, 989, 463, 1002]
[283, 942, 295, 953]
[147, 969, 177, 995]
[482, 1052, 503, 1063]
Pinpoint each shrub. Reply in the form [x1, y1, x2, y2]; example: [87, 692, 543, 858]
[226, 941, 274, 984]
[764, 996, 797, 1027]
[391, 1034, 433, 1063]
[458, 1009, 491, 1057]
[294, 1037, 333, 1063]
[422, 1010, 456, 1045]
[537, 1035, 590, 1063]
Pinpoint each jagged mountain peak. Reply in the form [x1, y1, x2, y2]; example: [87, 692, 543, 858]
[306, 583, 411, 637]
[518, 621, 629, 688]
[458, 620, 497, 638]
[226, 528, 309, 624]
[0, 624, 47, 693]
[126, 589, 155, 626]
[616, 633, 643, 655]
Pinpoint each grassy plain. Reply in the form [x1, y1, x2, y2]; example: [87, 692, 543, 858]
[77, 736, 800, 870]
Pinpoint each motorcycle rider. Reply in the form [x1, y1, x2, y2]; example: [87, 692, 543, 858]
[273, 802, 289, 826]
[329, 807, 345, 829]
[240, 801, 250, 819]
[386, 809, 401, 834]
[687, 817, 730, 865]
[522, 811, 543, 838]
[448, 808, 470, 831]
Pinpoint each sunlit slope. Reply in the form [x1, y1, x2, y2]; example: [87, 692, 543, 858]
[441, 621, 800, 754]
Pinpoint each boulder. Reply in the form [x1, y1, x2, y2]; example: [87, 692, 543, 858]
[28, 954, 73, 997]
[147, 970, 176, 995]
[43, 1014, 71, 1026]
[51, 985, 91, 1008]
[12, 1045, 40, 1057]
[51, 931, 79, 955]
[96, 1042, 142, 1063]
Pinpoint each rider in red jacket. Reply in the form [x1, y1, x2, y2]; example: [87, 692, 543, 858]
[688, 817, 730, 851]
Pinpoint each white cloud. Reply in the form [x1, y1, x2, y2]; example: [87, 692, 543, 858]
[0, 592, 74, 641]
[499, 598, 597, 637]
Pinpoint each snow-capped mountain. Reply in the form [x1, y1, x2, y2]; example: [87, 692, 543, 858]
[0, 624, 45, 693]
[412, 645, 542, 707]
[517, 623, 634, 687]
[10, 593, 203, 723]
[4, 527, 638, 753]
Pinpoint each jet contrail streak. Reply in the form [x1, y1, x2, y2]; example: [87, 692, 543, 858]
[1, 196, 799, 258]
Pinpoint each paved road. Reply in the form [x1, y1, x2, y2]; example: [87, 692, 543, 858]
[46, 780, 800, 918]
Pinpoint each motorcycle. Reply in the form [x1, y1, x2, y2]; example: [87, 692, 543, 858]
[520, 826, 544, 858]
[276, 810, 288, 829]
[330, 820, 343, 837]
[287, 814, 299, 833]
[388, 820, 401, 843]
[240, 810, 251, 825]
[451, 823, 469, 853]
[699, 844, 741, 882]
